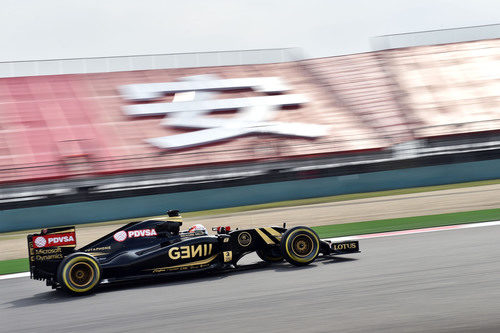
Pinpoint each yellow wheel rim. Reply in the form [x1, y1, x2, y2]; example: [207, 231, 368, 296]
[285, 228, 320, 263]
[292, 235, 314, 257]
[62, 256, 100, 293]
[69, 262, 94, 287]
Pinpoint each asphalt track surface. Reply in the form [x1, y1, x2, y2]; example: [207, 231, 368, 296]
[2, 225, 500, 333]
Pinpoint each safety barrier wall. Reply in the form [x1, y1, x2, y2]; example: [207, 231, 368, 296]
[2, 158, 500, 232]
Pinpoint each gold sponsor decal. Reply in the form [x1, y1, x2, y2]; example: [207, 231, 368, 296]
[34, 247, 62, 255]
[150, 254, 218, 273]
[36, 254, 63, 261]
[28, 240, 34, 262]
[85, 252, 108, 256]
[264, 227, 282, 238]
[34, 247, 64, 261]
[168, 244, 213, 260]
[255, 229, 275, 245]
[152, 263, 210, 273]
[223, 251, 232, 263]
[333, 242, 358, 251]
[85, 246, 111, 252]
[238, 232, 252, 246]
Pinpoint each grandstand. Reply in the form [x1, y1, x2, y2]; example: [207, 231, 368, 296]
[384, 39, 500, 138]
[0, 52, 388, 184]
[303, 53, 414, 143]
[1, 36, 500, 195]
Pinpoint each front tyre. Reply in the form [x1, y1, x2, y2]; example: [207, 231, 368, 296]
[280, 226, 320, 266]
[57, 253, 101, 295]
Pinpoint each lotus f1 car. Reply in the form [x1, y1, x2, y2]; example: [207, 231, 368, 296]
[27, 210, 360, 294]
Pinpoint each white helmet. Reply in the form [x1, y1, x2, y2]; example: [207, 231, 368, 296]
[188, 224, 207, 235]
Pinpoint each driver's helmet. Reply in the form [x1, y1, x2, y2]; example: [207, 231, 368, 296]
[188, 224, 208, 235]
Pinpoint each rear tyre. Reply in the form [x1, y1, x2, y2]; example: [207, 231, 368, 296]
[256, 246, 283, 263]
[57, 253, 101, 295]
[280, 226, 320, 266]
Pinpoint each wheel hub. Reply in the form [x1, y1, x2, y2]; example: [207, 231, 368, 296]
[69, 262, 94, 287]
[292, 235, 313, 257]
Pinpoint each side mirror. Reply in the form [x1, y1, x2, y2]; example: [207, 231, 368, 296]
[212, 226, 231, 234]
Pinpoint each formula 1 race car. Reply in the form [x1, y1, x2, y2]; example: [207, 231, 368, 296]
[27, 210, 360, 295]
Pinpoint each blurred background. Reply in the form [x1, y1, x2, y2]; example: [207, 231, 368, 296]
[1, 0, 500, 232]
[2, 2, 500, 332]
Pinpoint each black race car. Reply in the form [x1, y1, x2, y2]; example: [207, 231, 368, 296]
[27, 210, 360, 294]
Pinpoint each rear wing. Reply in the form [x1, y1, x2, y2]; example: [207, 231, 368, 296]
[27, 226, 77, 280]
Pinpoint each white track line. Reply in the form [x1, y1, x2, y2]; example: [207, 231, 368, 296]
[0, 272, 29, 280]
[2, 220, 500, 281]
[324, 220, 500, 242]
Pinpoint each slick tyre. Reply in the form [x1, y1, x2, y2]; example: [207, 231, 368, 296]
[256, 246, 283, 263]
[280, 226, 320, 266]
[57, 253, 101, 295]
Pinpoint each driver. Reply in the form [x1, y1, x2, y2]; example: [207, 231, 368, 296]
[187, 224, 208, 236]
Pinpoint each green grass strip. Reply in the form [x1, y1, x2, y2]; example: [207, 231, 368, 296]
[0, 258, 28, 275]
[312, 208, 500, 239]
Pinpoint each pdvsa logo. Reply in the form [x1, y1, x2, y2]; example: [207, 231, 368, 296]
[119, 75, 328, 149]
[34, 236, 47, 248]
[33, 233, 76, 248]
[113, 229, 158, 242]
[113, 231, 127, 242]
